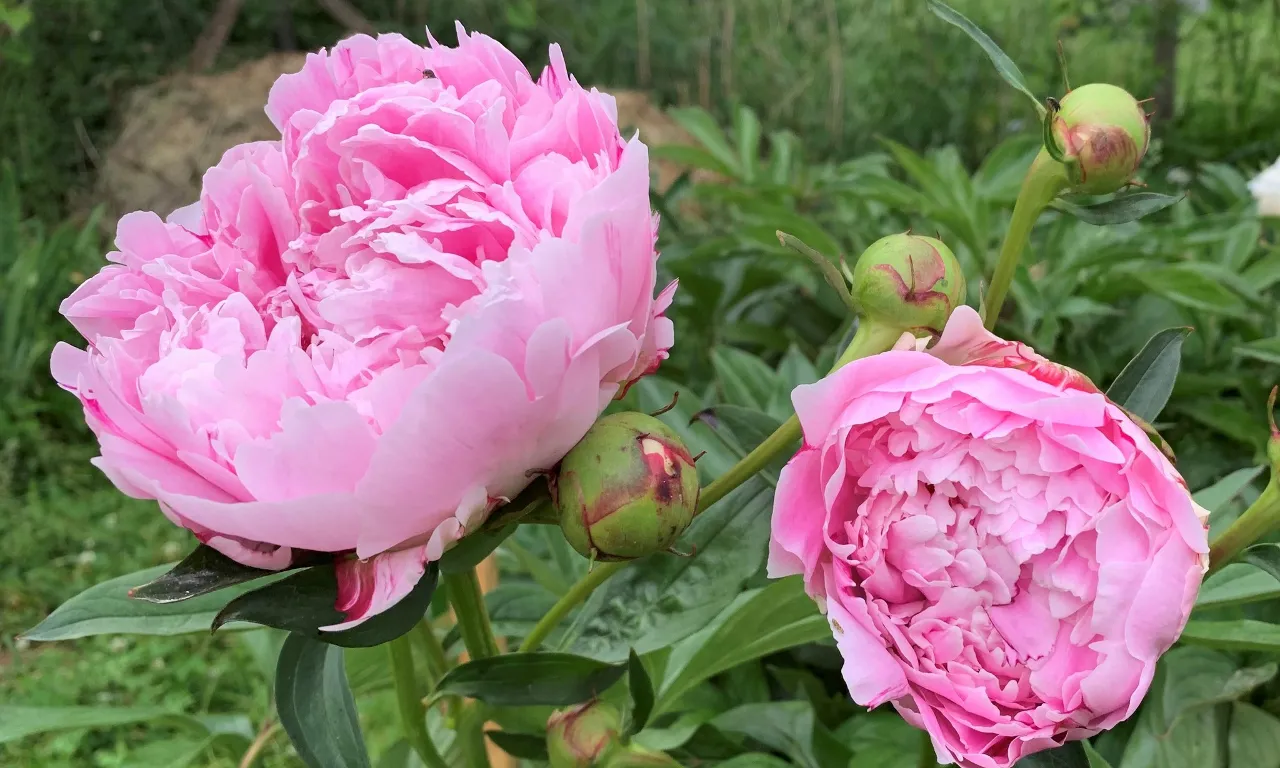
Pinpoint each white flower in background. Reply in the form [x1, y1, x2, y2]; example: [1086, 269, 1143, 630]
[1250, 158, 1280, 217]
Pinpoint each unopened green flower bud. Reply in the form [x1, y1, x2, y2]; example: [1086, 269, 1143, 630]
[850, 233, 967, 336]
[554, 412, 701, 561]
[1051, 83, 1150, 195]
[547, 701, 622, 768]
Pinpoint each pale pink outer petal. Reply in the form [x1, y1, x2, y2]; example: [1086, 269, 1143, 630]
[322, 545, 429, 631]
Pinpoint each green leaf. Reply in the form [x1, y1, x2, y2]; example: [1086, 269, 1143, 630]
[1018, 742, 1111, 767]
[667, 107, 741, 177]
[128, 545, 302, 604]
[777, 231, 855, 313]
[23, 563, 282, 641]
[1082, 743, 1113, 768]
[564, 478, 775, 662]
[1052, 192, 1183, 225]
[733, 106, 762, 183]
[485, 730, 550, 760]
[1042, 101, 1065, 163]
[0, 704, 180, 743]
[713, 701, 849, 768]
[1228, 703, 1280, 768]
[439, 525, 516, 573]
[1134, 265, 1250, 318]
[925, 0, 1041, 113]
[626, 649, 655, 738]
[1104, 327, 1191, 421]
[713, 346, 779, 411]
[713, 755, 793, 768]
[691, 405, 788, 483]
[1118, 647, 1272, 768]
[1194, 466, 1265, 513]
[1195, 564, 1280, 609]
[1233, 336, 1280, 366]
[656, 578, 828, 716]
[1179, 619, 1280, 652]
[127, 736, 220, 768]
[775, 346, 819, 393]
[434, 652, 626, 707]
[213, 563, 438, 648]
[275, 633, 371, 768]
[1241, 543, 1280, 583]
[649, 144, 735, 177]
[1179, 399, 1266, 449]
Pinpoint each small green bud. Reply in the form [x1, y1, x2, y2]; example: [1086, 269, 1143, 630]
[554, 412, 701, 561]
[547, 701, 622, 768]
[850, 233, 967, 336]
[1051, 83, 1150, 195]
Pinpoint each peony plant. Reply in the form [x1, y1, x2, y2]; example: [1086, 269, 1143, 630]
[22, 4, 1280, 768]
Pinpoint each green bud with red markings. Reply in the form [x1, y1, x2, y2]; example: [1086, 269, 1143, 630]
[1050, 82, 1150, 195]
[547, 701, 622, 768]
[553, 412, 701, 562]
[850, 233, 967, 336]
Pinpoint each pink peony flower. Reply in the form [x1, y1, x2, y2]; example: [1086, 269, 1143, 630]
[768, 307, 1208, 768]
[53, 27, 674, 628]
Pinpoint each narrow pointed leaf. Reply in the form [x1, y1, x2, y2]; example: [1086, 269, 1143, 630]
[435, 653, 626, 707]
[212, 563, 438, 648]
[1052, 192, 1184, 225]
[275, 633, 371, 768]
[0, 704, 181, 743]
[776, 231, 855, 312]
[926, 0, 1042, 113]
[1018, 741, 1110, 767]
[1242, 543, 1280, 583]
[1105, 327, 1191, 422]
[1042, 102, 1065, 163]
[129, 545, 321, 604]
[626, 649, 655, 737]
[1178, 619, 1280, 652]
[23, 564, 283, 641]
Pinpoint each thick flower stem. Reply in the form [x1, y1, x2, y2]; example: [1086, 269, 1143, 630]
[980, 151, 1070, 330]
[518, 561, 626, 652]
[1208, 480, 1280, 574]
[445, 569, 501, 660]
[517, 320, 903, 653]
[388, 635, 450, 768]
[413, 619, 451, 688]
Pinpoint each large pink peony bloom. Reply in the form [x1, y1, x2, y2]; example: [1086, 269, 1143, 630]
[53, 27, 674, 627]
[769, 307, 1208, 768]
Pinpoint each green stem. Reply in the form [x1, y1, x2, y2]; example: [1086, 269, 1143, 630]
[412, 619, 450, 689]
[517, 320, 904, 653]
[980, 150, 1069, 330]
[518, 560, 626, 652]
[445, 569, 501, 660]
[1208, 479, 1280, 574]
[388, 635, 450, 768]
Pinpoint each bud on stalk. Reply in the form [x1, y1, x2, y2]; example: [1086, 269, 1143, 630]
[1050, 83, 1151, 195]
[547, 701, 622, 768]
[553, 412, 701, 561]
[850, 233, 968, 338]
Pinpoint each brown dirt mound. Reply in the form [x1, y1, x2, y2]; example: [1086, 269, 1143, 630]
[98, 52, 307, 224]
[98, 55, 698, 228]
